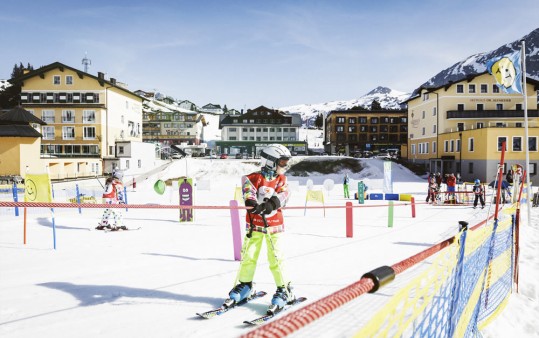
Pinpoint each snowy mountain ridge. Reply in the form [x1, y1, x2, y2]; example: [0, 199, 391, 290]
[416, 27, 539, 94]
[279, 86, 410, 127]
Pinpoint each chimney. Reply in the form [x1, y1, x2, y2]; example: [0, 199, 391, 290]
[110, 78, 116, 85]
[98, 72, 104, 80]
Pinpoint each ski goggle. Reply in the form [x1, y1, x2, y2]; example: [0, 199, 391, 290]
[277, 158, 290, 169]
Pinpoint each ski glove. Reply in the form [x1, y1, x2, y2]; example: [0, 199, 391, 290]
[261, 196, 281, 215]
[245, 199, 264, 214]
[245, 196, 281, 215]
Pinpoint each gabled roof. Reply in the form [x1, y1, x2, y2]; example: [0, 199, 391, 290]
[0, 106, 47, 125]
[0, 124, 42, 137]
[10, 62, 142, 100]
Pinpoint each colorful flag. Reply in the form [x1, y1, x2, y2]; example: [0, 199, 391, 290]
[486, 51, 522, 94]
[24, 173, 53, 202]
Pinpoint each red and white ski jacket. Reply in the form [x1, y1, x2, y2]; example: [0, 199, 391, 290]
[242, 170, 290, 232]
[102, 179, 124, 204]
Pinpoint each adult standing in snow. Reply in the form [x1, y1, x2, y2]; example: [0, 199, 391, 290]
[224, 144, 296, 314]
[472, 179, 485, 209]
[96, 171, 127, 231]
[343, 173, 350, 199]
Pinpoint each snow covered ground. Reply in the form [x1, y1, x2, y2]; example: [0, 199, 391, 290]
[0, 157, 537, 337]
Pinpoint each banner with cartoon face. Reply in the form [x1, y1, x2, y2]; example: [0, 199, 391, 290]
[179, 177, 193, 222]
[24, 174, 52, 203]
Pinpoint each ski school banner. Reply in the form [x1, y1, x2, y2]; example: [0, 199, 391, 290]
[383, 161, 393, 194]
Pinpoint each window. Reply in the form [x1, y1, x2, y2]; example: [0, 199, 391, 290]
[468, 84, 476, 93]
[468, 138, 474, 151]
[450, 140, 454, 152]
[497, 137, 507, 151]
[42, 126, 55, 140]
[432, 141, 437, 154]
[62, 110, 75, 123]
[530, 163, 537, 175]
[118, 146, 124, 154]
[83, 127, 96, 140]
[62, 126, 75, 140]
[513, 136, 522, 151]
[433, 107, 437, 116]
[422, 127, 425, 135]
[457, 104, 464, 111]
[336, 126, 344, 132]
[496, 104, 503, 110]
[66, 75, 73, 85]
[42, 110, 55, 123]
[444, 140, 449, 152]
[138, 160, 142, 168]
[493, 84, 500, 93]
[477, 104, 484, 111]
[516, 104, 522, 110]
[457, 123, 464, 131]
[457, 84, 464, 93]
[480, 84, 488, 93]
[422, 111, 425, 119]
[348, 117, 356, 124]
[83, 110, 95, 123]
[468, 162, 474, 174]
[53, 75, 61, 85]
[411, 144, 416, 155]
[348, 126, 356, 133]
[456, 139, 461, 152]
[337, 117, 345, 123]
[126, 160, 130, 169]
[529, 137, 537, 151]
[476, 122, 484, 129]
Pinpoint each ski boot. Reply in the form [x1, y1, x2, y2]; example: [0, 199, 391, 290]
[267, 283, 295, 314]
[95, 222, 110, 230]
[223, 281, 253, 308]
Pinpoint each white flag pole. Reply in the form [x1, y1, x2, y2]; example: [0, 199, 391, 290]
[520, 40, 532, 224]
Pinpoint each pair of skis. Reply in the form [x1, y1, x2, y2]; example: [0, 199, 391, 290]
[196, 291, 306, 325]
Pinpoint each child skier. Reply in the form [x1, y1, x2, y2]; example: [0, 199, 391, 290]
[96, 171, 127, 231]
[343, 173, 350, 199]
[472, 179, 485, 209]
[224, 144, 295, 314]
[426, 174, 438, 204]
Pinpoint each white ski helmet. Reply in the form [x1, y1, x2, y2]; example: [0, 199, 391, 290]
[260, 144, 292, 172]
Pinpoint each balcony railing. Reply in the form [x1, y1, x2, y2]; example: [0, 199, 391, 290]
[446, 109, 539, 119]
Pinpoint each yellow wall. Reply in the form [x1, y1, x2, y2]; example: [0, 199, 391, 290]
[0, 137, 42, 177]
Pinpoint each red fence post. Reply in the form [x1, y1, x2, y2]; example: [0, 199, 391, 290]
[346, 202, 353, 238]
[411, 197, 416, 218]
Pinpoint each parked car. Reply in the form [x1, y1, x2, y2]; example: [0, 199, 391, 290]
[219, 153, 228, 159]
[375, 153, 392, 160]
[235, 153, 243, 159]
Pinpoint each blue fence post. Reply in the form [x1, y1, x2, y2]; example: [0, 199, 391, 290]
[123, 186, 128, 212]
[76, 184, 82, 214]
[447, 221, 469, 338]
[12, 182, 19, 216]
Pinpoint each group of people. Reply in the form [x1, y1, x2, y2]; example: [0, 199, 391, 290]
[426, 172, 485, 208]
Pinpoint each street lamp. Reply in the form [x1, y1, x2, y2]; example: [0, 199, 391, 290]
[459, 132, 462, 175]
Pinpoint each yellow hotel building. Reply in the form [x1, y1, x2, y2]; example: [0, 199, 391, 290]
[406, 72, 539, 185]
[14, 62, 143, 179]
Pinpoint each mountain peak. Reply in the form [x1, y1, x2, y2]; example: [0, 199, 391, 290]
[366, 86, 392, 95]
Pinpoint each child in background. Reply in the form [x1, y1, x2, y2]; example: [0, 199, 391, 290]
[96, 171, 127, 231]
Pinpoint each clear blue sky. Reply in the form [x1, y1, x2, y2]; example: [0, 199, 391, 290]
[1, 0, 537, 110]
